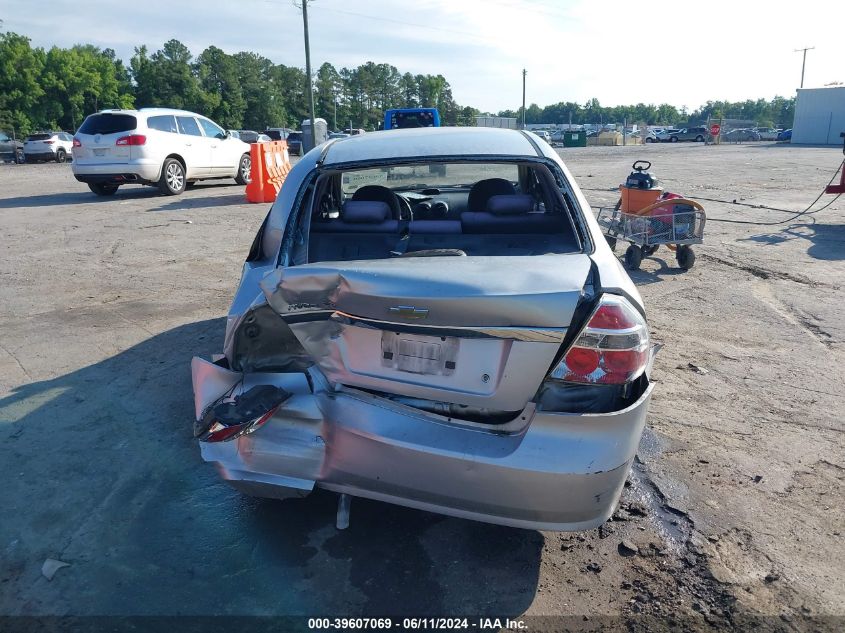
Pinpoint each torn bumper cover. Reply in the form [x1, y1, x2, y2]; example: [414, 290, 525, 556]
[192, 357, 653, 531]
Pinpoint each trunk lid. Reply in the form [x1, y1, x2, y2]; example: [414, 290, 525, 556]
[259, 255, 592, 410]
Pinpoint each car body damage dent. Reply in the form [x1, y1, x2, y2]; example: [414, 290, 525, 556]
[258, 255, 593, 328]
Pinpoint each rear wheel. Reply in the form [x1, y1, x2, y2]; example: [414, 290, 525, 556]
[234, 153, 251, 185]
[645, 137, 653, 143]
[56, 149, 67, 163]
[677, 245, 695, 270]
[670, 136, 678, 143]
[15, 149, 25, 164]
[624, 245, 643, 270]
[88, 183, 119, 196]
[158, 158, 186, 195]
[695, 135, 704, 142]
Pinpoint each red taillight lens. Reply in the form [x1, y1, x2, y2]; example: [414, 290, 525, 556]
[72, 137, 81, 147]
[44, 140, 55, 144]
[550, 295, 649, 385]
[115, 134, 146, 146]
[196, 384, 291, 443]
[200, 406, 279, 443]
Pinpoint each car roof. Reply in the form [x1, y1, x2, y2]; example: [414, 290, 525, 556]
[322, 127, 539, 166]
[92, 108, 208, 117]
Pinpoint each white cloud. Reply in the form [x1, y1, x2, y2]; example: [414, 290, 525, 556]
[4, 0, 844, 112]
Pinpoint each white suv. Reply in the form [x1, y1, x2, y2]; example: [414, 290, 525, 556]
[24, 131, 74, 163]
[72, 108, 252, 196]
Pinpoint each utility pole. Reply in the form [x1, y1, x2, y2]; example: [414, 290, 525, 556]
[521, 69, 527, 129]
[301, 0, 317, 148]
[794, 46, 814, 89]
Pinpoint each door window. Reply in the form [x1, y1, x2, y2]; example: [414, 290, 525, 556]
[176, 116, 203, 137]
[198, 118, 226, 139]
[148, 115, 178, 134]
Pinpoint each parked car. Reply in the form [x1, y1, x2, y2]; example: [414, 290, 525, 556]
[0, 131, 24, 163]
[264, 127, 293, 141]
[285, 130, 303, 156]
[754, 127, 778, 141]
[191, 126, 655, 531]
[531, 130, 552, 144]
[656, 128, 680, 142]
[723, 128, 761, 142]
[632, 129, 658, 143]
[777, 129, 792, 142]
[24, 131, 74, 162]
[662, 126, 709, 143]
[72, 108, 252, 196]
[237, 130, 271, 144]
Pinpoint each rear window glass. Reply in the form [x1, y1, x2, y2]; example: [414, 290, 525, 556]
[26, 133, 52, 141]
[287, 132, 302, 142]
[147, 115, 177, 133]
[341, 163, 519, 195]
[78, 114, 137, 135]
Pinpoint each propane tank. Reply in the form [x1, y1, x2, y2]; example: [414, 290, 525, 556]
[620, 160, 663, 214]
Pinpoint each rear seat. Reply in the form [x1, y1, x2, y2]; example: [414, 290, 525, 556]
[309, 200, 400, 261]
[460, 194, 567, 234]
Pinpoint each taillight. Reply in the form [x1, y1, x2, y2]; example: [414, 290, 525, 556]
[550, 294, 649, 385]
[196, 384, 291, 443]
[115, 134, 146, 146]
[44, 140, 55, 144]
[72, 137, 81, 147]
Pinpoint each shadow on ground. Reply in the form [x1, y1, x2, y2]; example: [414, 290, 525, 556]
[0, 183, 244, 210]
[0, 318, 541, 617]
[739, 221, 845, 261]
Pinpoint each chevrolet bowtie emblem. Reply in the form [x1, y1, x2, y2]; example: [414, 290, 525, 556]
[388, 306, 429, 319]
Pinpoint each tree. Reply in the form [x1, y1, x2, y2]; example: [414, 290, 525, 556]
[0, 32, 45, 134]
[195, 46, 245, 128]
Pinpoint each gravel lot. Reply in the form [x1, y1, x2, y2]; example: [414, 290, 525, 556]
[0, 143, 843, 630]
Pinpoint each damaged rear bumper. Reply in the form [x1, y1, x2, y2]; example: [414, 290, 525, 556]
[193, 358, 653, 531]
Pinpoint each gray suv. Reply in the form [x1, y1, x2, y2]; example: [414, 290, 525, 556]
[0, 131, 25, 163]
[666, 126, 709, 143]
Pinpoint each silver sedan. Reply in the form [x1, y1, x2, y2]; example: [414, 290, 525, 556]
[191, 127, 656, 531]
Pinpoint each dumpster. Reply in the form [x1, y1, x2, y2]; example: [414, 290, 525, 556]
[563, 130, 587, 147]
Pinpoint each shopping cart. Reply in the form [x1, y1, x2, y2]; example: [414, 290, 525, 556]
[595, 198, 706, 270]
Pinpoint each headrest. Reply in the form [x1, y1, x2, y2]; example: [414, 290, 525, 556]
[486, 194, 534, 216]
[341, 200, 390, 223]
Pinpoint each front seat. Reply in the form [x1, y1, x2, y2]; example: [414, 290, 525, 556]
[467, 178, 517, 211]
[352, 185, 402, 219]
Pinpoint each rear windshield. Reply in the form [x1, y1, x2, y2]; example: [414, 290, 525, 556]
[78, 114, 137, 135]
[26, 133, 52, 141]
[388, 111, 436, 129]
[302, 161, 581, 263]
[287, 132, 302, 142]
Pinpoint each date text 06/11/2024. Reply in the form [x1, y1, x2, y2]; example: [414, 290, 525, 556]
[307, 618, 528, 630]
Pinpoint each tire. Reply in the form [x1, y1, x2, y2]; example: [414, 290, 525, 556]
[695, 135, 704, 142]
[677, 245, 695, 270]
[15, 150, 25, 164]
[670, 136, 678, 143]
[56, 149, 67, 163]
[88, 183, 119, 196]
[645, 137, 653, 143]
[605, 235, 617, 250]
[234, 153, 251, 185]
[158, 158, 186, 195]
[624, 245, 643, 270]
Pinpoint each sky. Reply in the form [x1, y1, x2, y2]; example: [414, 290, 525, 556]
[3, 0, 845, 113]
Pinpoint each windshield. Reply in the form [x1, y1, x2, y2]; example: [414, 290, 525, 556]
[389, 111, 436, 129]
[341, 163, 519, 195]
